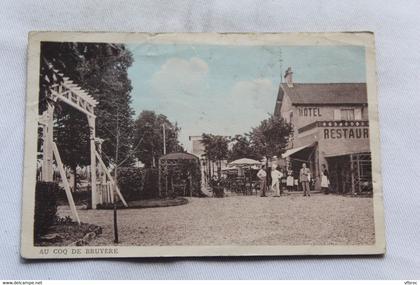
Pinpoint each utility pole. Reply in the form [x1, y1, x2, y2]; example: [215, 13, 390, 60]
[279, 47, 283, 82]
[162, 124, 167, 155]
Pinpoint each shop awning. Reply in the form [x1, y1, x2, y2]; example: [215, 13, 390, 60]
[281, 143, 315, 158]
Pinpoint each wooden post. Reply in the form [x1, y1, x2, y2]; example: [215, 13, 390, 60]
[113, 203, 119, 243]
[314, 146, 320, 191]
[97, 139, 106, 205]
[350, 154, 355, 195]
[189, 174, 193, 197]
[165, 165, 168, 198]
[356, 154, 361, 194]
[98, 183, 103, 205]
[52, 142, 80, 224]
[162, 124, 166, 155]
[111, 183, 115, 204]
[95, 151, 128, 207]
[158, 161, 162, 198]
[42, 105, 54, 182]
[170, 174, 174, 197]
[106, 182, 111, 204]
[88, 116, 97, 209]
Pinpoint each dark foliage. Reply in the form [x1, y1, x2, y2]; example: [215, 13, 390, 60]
[39, 42, 136, 191]
[209, 177, 224, 198]
[228, 134, 261, 162]
[201, 133, 229, 178]
[54, 105, 90, 191]
[55, 216, 73, 225]
[161, 158, 203, 198]
[56, 190, 91, 207]
[34, 182, 59, 239]
[142, 168, 159, 199]
[134, 111, 183, 168]
[249, 114, 292, 158]
[107, 167, 160, 201]
[117, 167, 143, 201]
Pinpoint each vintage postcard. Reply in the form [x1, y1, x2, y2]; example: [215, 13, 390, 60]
[21, 32, 385, 258]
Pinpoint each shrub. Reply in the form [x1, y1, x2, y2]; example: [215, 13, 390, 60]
[209, 178, 224, 198]
[34, 181, 59, 239]
[55, 215, 74, 225]
[56, 189, 91, 206]
[115, 167, 159, 200]
[142, 168, 159, 199]
[117, 167, 143, 201]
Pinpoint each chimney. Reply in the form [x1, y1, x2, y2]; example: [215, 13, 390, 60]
[284, 67, 293, 87]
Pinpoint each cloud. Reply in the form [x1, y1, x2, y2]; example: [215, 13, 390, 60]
[230, 78, 276, 112]
[146, 59, 278, 151]
[150, 57, 209, 98]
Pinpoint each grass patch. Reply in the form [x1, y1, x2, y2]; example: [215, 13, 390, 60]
[96, 197, 189, 210]
[35, 222, 102, 246]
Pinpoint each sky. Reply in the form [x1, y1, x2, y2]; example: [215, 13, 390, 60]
[127, 44, 366, 152]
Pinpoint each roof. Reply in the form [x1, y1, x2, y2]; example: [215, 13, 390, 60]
[159, 152, 199, 161]
[228, 158, 262, 166]
[281, 143, 315, 158]
[273, 86, 285, 116]
[282, 83, 367, 105]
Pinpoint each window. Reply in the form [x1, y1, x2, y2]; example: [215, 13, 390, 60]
[354, 108, 362, 120]
[340, 108, 355, 120]
[334, 109, 341, 120]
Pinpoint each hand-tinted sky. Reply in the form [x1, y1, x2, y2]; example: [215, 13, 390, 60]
[127, 44, 365, 151]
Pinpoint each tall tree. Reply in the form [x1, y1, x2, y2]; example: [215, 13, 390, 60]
[201, 133, 229, 178]
[249, 114, 292, 158]
[40, 42, 135, 189]
[53, 105, 90, 191]
[228, 134, 260, 162]
[134, 110, 183, 168]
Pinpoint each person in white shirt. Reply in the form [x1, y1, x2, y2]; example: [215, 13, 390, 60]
[286, 169, 294, 192]
[257, 165, 267, 197]
[271, 167, 283, 197]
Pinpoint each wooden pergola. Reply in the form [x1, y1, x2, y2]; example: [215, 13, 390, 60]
[158, 152, 201, 198]
[39, 67, 127, 224]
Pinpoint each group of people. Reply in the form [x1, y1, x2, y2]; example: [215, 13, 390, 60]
[256, 163, 331, 197]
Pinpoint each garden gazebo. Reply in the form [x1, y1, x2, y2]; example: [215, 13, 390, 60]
[158, 152, 202, 198]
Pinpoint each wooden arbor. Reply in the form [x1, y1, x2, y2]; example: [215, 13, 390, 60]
[349, 152, 372, 194]
[158, 152, 201, 198]
[39, 67, 127, 224]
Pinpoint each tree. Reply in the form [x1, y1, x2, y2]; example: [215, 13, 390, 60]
[54, 105, 90, 191]
[75, 44, 135, 169]
[133, 111, 183, 168]
[40, 42, 135, 190]
[201, 133, 229, 178]
[228, 134, 260, 162]
[249, 114, 292, 158]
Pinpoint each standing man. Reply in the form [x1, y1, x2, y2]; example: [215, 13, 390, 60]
[257, 165, 267, 197]
[271, 167, 283, 197]
[300, 163, 311, 197]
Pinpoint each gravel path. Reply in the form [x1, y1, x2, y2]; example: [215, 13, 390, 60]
[58, 194, 375, 246]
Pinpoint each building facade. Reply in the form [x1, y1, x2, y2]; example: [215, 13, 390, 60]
[275, 68, 372, 194]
